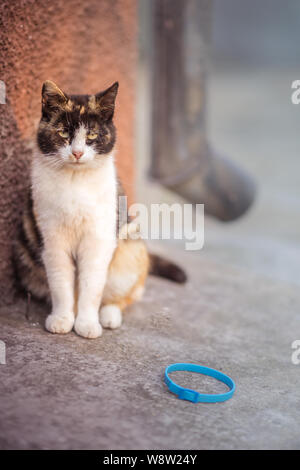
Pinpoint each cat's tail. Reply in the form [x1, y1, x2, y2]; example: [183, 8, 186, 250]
[149, 253, 187, 284]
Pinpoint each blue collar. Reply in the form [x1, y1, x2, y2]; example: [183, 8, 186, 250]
[165, 363, 235, 403]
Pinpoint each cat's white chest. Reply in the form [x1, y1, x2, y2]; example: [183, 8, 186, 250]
[53, 180, 101, 220]
[32, 156, 117, 237]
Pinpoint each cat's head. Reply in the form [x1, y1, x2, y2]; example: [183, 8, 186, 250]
[37, 80, 119, 169]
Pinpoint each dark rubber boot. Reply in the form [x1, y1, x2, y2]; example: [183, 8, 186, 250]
[167, 149, 256, 222]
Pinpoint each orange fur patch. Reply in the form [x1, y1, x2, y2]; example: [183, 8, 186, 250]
[102, 238, 149, 311]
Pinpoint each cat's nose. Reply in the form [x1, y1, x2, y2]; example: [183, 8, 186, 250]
[73, 150, 83, 160]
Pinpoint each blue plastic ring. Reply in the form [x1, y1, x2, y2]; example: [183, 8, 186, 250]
[165, 363, 236, 403]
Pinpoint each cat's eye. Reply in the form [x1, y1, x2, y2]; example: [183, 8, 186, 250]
[87, 132, 98, 140]
[58, 130, 69, 138]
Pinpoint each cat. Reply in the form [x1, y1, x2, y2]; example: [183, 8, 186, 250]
[14, 80, 186, 339]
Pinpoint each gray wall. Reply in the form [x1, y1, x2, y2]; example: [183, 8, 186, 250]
[212, 0, 300, 65]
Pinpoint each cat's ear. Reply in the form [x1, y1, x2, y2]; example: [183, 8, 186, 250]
[95, 82, 119, 121]
[41, 80, 68, 117]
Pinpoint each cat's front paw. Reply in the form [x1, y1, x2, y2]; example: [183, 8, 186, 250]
[45, 312, 74, 334]
[74, 318, 103, 339]
[100, 305, 122, 329]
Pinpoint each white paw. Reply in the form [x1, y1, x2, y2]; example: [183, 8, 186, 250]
[45, 312, 74, 334]
[74, 318, 103, 339]
[100, 305, 122, 329]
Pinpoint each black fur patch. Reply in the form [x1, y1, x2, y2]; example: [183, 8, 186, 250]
[37, 82, 118, 157]
[149, 254, 187, 284]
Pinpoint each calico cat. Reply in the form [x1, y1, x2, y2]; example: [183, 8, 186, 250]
[14, 80, 186, 339]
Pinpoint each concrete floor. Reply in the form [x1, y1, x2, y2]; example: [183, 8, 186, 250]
[1, 65, 300, 449]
